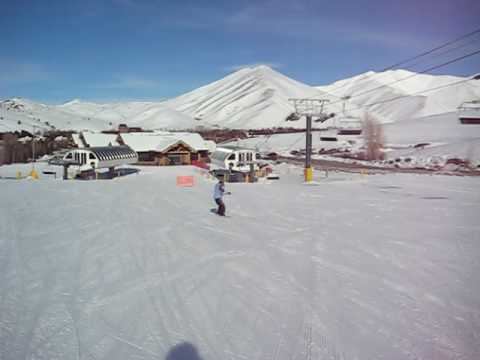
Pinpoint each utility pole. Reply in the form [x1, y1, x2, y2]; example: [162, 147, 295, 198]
[32, 124, 36, 168]
[341, 95, 351, 116]
[287, 99, 333, 182]
[30, 124, 39, 179]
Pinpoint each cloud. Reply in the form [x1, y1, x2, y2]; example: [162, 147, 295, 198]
[0, 61, 54, 84]
[223, 1, 435, 50]
[96, 75, 160, 90]
[224, 63, 284, 72]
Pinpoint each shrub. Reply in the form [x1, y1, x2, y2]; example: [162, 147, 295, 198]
[362, 114, 385, 160]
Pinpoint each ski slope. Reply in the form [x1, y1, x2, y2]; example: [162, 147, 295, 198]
[1, 165, 479, 360]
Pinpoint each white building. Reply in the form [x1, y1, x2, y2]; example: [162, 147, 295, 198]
[210, 146, 259, 172]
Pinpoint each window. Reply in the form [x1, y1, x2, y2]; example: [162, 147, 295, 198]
[228, 153, 236, 160]
[65, 153, 73, 159]
[89, 153, 96, 160]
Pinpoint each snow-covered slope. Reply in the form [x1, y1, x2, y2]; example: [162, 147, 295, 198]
[165, 65, 342, 129]
[58, 99, 152, 123]
[59, 100, 198, 130]
[53, 66, 339, 131]
[0, 98, 112, 132]
[317, 69, 480, 123]
[0, 98, 197, 133]
[1, 165, 479, 360]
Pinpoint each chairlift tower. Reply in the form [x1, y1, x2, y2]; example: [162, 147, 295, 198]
[288, 99, 331, 182]
[341, 95, 351, 116]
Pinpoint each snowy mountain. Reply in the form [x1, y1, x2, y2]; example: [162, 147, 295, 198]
[316, 69, 480, 123]
[165, 65, 342, 129]
[0, 98, 112, 133]
[59, 100, 198, 130]
[1, 98, 197, 133]
[2, 66, 479, 134]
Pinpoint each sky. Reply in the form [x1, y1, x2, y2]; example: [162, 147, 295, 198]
[1, 0, 479, 103]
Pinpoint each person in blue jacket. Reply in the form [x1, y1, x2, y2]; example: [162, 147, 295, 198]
[213, 177, 230, 216]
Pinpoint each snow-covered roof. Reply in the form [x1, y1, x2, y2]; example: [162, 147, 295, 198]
[120, 132, 208, 152]
[171, 132, 209, 151]
[71, 133, 84, 148]
[211, 149, 232, 163]
[210, 146, 256, 163]
[82, 132, 120, 147]
[204, 140, 217, 153]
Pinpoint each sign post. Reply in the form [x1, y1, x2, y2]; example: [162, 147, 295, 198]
[176, 175, 194, 187]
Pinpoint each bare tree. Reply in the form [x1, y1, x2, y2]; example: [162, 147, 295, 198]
[363, 114, 385, 161]
[465, 141, 477, 169]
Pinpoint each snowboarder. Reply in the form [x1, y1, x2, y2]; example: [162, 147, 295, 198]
[213, 177, 230, 216]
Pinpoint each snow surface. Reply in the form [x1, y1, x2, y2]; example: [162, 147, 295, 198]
[82, 132, 121, 147]
[1, 164, 479, 360]
[226, 110, 480, 165]
[0, 98, 112, 133]
[59, 100, 198, 130]
[165, 65, 343, 129]
[316, 70, 480, 124]
[120, 132, 210, 153]
[224, 132, 359, 154]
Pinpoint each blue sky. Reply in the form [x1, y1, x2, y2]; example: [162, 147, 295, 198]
[1, 0, 479, 103]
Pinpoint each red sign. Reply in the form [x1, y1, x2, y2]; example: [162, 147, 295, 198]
[176, 175, 194, 187]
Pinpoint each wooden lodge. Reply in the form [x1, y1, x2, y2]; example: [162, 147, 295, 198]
[119, 132, 211, 166]
[136, 140, 204, 166]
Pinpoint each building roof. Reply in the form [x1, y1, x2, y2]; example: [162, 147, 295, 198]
[87, 146, 137, 161]
[173, 132, 209, 151]
[119, 132, 209, 153]
[210, 146, 256, 163]
[82, 132, 120, 147]
[204, 140, 217, 153]
[211, 149, 233, 163]
[71, 133, 84, 148]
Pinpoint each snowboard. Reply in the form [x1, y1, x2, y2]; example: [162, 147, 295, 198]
[210, 208, 230, 217]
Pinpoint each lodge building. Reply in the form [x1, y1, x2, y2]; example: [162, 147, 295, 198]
[119, 132, 212, 165]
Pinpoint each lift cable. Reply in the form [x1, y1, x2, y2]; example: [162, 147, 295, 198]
[326, 48, 480, 108]
[325, 27, 480, 95]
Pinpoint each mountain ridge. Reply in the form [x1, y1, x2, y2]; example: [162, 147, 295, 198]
[1, 66, 479, 133]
